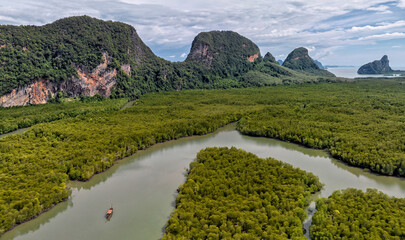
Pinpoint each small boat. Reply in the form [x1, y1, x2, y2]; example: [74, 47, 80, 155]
[106, 205, 113, 220]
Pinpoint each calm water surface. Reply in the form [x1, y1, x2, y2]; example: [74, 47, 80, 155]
[328, 67, 405, 78]
[2, 124, 404, 240]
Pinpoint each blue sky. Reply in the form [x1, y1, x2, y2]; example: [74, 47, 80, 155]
[1, 0, 405, 67]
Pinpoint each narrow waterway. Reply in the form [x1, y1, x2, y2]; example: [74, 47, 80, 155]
[0, 128, 28, 139]
[1, 124, 404, 240]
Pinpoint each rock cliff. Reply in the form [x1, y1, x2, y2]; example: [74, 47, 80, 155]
[357, 55, 393, 74]
[0, 53, 119, 107]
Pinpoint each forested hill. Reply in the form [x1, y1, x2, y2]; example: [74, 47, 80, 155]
[0, 16, 341, 107]
[186, 31, 260, 77]
[282, 47, 335, 77]
[0, 16, 156, 96]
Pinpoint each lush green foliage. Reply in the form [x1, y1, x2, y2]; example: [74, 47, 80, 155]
[247, 61, 340, 86]
[0, 98, 128, 134]
[310, 189, 405, 239]
[237, 79, 405, 177]
[263, 52, 277, 63]
[162, 147, 322, 240]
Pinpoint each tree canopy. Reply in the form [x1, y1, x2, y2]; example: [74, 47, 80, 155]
[162, 147, 322, 239]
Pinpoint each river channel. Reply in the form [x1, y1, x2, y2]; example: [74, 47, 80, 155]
[1, 124, 404, 240]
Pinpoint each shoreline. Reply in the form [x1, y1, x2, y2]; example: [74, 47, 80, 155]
[237, 129, 405, 179]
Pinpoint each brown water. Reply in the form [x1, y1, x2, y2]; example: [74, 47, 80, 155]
[1, 124, 404, 240]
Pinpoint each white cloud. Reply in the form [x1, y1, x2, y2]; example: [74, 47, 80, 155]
[312, 46, 340, 60]
[358, 32, 405, 40]
[0, 16, 18, 23]
[305, 46, 316, 52]
[367, 5, 392, 13]
[180, 53, 187, 58]
[349, 21, 405, 32]
[1, 0, 404, 65]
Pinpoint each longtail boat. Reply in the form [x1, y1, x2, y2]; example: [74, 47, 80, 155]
[106, 205, 113, 220]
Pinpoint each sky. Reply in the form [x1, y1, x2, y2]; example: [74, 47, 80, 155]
[0, 0, 405, 67]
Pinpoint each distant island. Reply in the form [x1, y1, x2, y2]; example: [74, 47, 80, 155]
[358, 55, 405, 75]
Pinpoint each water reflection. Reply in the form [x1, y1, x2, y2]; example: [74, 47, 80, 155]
[1, 197, 72, 239]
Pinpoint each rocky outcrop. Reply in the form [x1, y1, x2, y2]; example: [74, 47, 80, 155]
[0, 80, 57, 107]
[186, 42, 214, 66]
[357, 55, 393, 74]
[120, 64, 131, 76]
[247, 53, 259, 63]
[0, 53, 120, 107]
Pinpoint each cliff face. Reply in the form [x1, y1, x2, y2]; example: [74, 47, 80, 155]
[186, 42, 214, 66]
[0, 53, 119, 107]
[247, 53, 259, 63]
[357, 55, 393, 74]
[0, 80, 57, 107]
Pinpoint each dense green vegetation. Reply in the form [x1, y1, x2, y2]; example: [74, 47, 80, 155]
[1, 79, 404, 235]
[0, 98, 128, 134]
[162, 147, 322, 239]
[237, 79, 405, 177]
[263, 52, 277, 63]
[310, 188, 405, 239]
